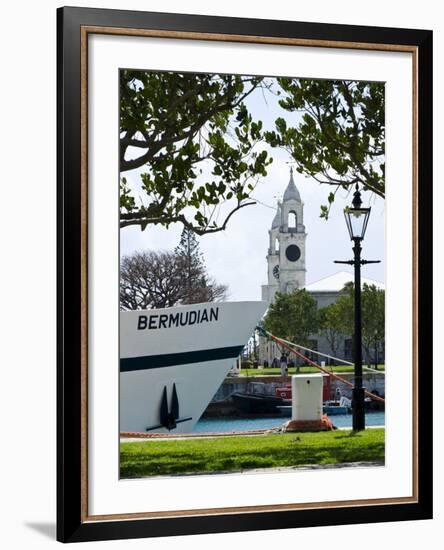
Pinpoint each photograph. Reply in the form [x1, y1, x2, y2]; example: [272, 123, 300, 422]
[54, 6, 433, 542]
[0, 0, 439, 547]
[118, 69, 386, 479]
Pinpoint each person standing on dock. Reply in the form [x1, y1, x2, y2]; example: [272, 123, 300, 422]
[280, 353, 288, 376]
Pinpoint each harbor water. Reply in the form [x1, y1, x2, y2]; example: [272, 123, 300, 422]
[194, 411, 385, 433]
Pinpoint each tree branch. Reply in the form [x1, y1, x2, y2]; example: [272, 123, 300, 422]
[120, 201, 256, 235]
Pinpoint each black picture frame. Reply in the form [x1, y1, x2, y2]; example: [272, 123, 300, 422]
[57, 6, 433, 543]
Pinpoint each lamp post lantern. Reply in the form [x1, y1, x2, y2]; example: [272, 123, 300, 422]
[335, 184, 380, 431]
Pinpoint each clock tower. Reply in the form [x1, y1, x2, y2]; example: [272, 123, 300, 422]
[261, 168, 307, 303]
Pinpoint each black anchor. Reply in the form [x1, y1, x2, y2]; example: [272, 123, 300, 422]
[146, 383, 192, 432]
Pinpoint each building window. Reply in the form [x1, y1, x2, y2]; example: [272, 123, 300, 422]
[288, 211, 297, 230]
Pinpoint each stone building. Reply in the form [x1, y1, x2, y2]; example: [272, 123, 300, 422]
[261, 168, 307, 303]
[259, 169, 384, 367]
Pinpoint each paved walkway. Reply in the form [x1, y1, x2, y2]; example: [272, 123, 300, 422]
[121, 461, 385, 480]
[120, 425, 384, 443]
[239, 461, 384, 474]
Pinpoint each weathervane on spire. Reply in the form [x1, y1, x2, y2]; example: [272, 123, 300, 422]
[286, 161, 297, 175]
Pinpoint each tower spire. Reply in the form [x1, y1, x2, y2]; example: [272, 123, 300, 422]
[283, 167, 301, 202]
[262, 164, 306, 305]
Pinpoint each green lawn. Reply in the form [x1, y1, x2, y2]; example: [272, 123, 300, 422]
[238, 365, 385, 377]
[120, 428, 385, 478]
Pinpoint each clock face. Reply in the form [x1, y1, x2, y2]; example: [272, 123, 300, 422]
[272, 265, 280, 280]
[285, 244, 301, 262]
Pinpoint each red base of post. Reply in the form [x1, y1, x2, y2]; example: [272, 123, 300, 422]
[284, 415, 334, 432]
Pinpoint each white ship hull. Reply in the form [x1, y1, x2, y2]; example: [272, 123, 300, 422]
[120, 301, 267, 433]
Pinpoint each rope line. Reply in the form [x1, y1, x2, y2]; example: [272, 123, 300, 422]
[266, 331, 385, 403]
[274, 335, 385, 375]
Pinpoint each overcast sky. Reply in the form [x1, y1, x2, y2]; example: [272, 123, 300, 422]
[120, 77, 385, 302]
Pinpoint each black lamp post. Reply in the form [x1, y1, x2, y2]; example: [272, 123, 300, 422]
[335, 184, 380, 431]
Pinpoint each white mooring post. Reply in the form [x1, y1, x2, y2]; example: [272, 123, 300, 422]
[291, 374, 323, 422]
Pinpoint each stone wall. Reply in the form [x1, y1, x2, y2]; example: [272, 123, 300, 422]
[212, 376, 289, 401]
[212, 372, 385, 402]
[327, 372, 385, 399]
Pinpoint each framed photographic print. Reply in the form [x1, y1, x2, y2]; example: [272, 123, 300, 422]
[57, 6, 433, 543]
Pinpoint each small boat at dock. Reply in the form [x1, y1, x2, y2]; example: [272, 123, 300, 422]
[323, 396, 352, 415]
[231, 382, 285, 414]
[276, 396, 352, 417]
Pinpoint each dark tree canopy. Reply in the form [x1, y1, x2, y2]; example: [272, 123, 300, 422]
[174, 227, 227, 304]
[266, 79, 385, 218]
[334, 282, 385, 364]
[318, 302, 345, 358]
[263, 289, 318, 347]
[174, 226, 204, 281]
[120, 70, 272, 234]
